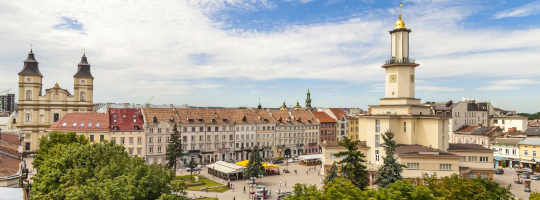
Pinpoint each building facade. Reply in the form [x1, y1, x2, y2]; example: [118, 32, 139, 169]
[0, 93, 15, 114]
[490, 116, 528, 132]
[491, 137, 521, 168]
[16, 50, 94, 152]
[449, 126, 502, 148]
[109, 108, 145, 157]
[313, 111, 337, 146]
[519, 138, 540, 170]
[449, 100, 489, 132]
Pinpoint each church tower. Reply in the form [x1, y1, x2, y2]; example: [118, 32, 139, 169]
[73, 53, 94, 109]
[18, 49, 43, 103]
[380, 11, 420, 106]
[305, 89, 312, 109]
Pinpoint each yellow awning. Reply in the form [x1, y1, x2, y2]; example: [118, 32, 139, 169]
[235, 160, 279, 169]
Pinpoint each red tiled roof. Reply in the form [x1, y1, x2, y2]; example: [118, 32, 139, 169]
[142, 108, 178, 123]
[329, 108, 345, 119]
[313, 111, 336, 123]
[0, 154, 19, 177]
[109, 108, 144, 131]
[49, 112, 110, 132]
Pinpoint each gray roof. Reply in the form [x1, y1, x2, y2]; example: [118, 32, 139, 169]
[73, 54, 94, 79]
[17, 49, 43, 77]
[519, 138, 540, 146]
[525, 127, 540, 136]
[494, 137, 522, 145]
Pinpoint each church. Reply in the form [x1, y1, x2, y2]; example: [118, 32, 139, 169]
[322, 10, 494, 183]
[16, 49, 94, 152]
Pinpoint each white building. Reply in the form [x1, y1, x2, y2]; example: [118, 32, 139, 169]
[490, 116, 528, 132]
[491, 137, 521, 168]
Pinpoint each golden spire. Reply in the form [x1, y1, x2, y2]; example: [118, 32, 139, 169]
[395, 3, 406, 29]
[54, 82, 60, 88]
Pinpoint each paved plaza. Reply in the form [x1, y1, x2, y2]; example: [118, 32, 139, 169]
[492, 168, 540, 200]
[179, 163, 324, 200]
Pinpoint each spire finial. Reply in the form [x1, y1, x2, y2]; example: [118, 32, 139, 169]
[395, 2, 406, 29]
[30, 43, 33, 53]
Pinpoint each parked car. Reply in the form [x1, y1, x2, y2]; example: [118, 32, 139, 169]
[521, 173, 530, 179]
[520, 168, 533, 174]
[273, 160, 284, 164]
[494, 169, 504, 175]
[531, 174, 540, 180]
[187, 166, 201, 172]
[525, 187, 531, 193]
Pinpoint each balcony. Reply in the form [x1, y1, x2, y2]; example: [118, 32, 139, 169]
[385, 57, 416, 65]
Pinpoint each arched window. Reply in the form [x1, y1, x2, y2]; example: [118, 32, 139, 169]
[25, 113, 31, 122]
[25, 90, 32, 100]
[80, 91, 86, 102]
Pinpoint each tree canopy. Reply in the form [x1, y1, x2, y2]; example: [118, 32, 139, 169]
[286, 175, 512, 200]
[375, 131, 405, 187]
[31, 132, 186, 200]
[335, 136, 369, 189]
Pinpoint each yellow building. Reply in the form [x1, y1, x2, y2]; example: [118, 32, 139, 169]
[347, 115, 359, 140]
[519, 138, 540, 169]
[16, 50, 94, 152]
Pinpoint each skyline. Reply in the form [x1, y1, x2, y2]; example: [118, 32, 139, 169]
[1, 0, 540, 112]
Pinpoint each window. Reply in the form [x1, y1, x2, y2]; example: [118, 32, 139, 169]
[468, 156, 477, 162]
[53, 113, 60, 122]
[158, 137, 162, 143]
[215, 126, 219, 132]
[525, 150, 529, 156]
[25, 90, 32, 100]
[149, 137, 153, 143]
[183, 127, 187, 132]
[375, 120, 380, 133]
[137, 137, 142, 145]
[100, 135, 104, 142]
[480, 156, 489, 162]
[534, 151, 537, 157]
[137, 148, 141, 155]
[25, 142, 30, 151]
[128, 148, 133, 155]
[191, 127, 195, 132]
[80, 91, 86, 102]
[129, 137, 134, 144]
[513, 149, 517, 155]
[149, 146, 153, 153]
[440, 163, 452, 171]
[403, 121, 407, 132]
[121, 137, 125, 144]
[375, 150, 380, 162]
[505, 149, 509, 155]
[158, 128, 162, 133]
[208, 127, 212, 132]
[158, 146, 162, 153]
[25, 113, 31, 122]
[375, 135, 381, 147]
[90, 135, 94, 142]
[406, 163, 419, 169]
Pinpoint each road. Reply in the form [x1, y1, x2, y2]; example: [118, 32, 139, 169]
[492, 168, 540, 200]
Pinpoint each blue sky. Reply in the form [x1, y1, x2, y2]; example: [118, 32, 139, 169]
[1, 0, 540, 112]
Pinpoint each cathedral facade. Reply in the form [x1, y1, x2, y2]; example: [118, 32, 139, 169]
[16, 50, 94, 152]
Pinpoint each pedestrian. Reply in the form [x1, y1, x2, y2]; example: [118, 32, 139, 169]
[244, 185, 246, 193]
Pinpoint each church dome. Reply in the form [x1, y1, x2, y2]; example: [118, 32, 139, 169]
[394, 14, 406, 29]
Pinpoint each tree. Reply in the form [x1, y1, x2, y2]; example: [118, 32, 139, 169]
[530, 192, 540, 200]
[244, 146, 266, 179]
[31, 132, 185, 200]
[324, 163, 338, 183]
[186, 155, 200, 180]
[167, 124, 185, 170]
[424, 174, 512, 200]
[335, 136, 369, 189]
[375, 131, 405, 187]
[33, 131, 88, 169]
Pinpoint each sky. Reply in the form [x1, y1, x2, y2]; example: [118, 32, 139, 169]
[1, 0, 540, 112]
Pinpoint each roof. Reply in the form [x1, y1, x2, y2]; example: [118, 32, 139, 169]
[525, 127, 540, 137]
[529, 120, 540, 127]
[313, 111, 336, 123]
[519, 138, 540, 146]
[494, 137, 522, 145]
[455, 126, 501, 136]
[329, 108, 345, 120]
[109, 108, 144, 131]
[396, 144, 458, 158]
[448, 143, 493, 152]
[0, 133, 20, 178]
[142, 108, 178, 123]
[73, 54, 94, 79]
[206, 161, 245, 174]
[49, 112, 110, 132]
[18, 49, 42, 77]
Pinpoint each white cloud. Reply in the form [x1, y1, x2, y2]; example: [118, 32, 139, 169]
[477, 79, 539, 91]
[1, 0, 540, 106]
[416, 86, 464, 92]
[494, 1, 540, 19]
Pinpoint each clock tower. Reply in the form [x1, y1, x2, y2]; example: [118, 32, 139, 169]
[380, 12, 420, 106]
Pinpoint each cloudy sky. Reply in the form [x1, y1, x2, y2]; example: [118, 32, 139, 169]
[1, 0, 539, 112]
